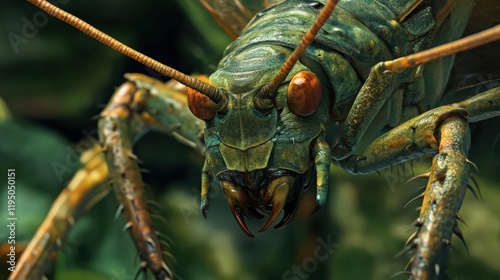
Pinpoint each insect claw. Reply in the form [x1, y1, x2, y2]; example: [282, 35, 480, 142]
[273, 212, 292, 230]
[312, 192, 327, 214]
[224, 193, 254, 237]
[275, 185, 304, 229]
[235, 211, 254, 238]
[200, 196, 210, 219]
[259, 180, 290, 233]
[221, 181, 254, 206]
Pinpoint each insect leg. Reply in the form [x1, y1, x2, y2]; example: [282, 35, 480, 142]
[339, 86, 499, 279]
[10, 145, 110, 280]
[99, 73, 205, 280]
[331, 62, 400, 160]
[453, 85, 500, 122]
[340, 85, 500, 174]
[410, 116, 470, 280]
[333, 25, 500, 161]
[342, 108, 469, 279]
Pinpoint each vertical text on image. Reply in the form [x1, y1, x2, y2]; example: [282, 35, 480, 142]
[6, 169, 17, 273]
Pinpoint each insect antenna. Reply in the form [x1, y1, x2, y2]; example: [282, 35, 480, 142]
[26, 0, 227, 107]
[384, 25, 500, 73]
[254, 0, 339, 110]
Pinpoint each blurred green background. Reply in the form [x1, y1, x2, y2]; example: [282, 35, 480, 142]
[1, 1, 499, 280]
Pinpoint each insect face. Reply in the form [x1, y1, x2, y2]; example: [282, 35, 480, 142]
[188, 46, 332, 235]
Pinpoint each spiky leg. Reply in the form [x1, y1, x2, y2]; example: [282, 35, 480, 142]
[340, 86, 499, 279]
[9, 145, 110, 280]
[409, 115, 470, 279]
[98, 73, 205, 280]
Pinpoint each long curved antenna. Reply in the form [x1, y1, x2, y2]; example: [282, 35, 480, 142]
[254, 0, 339, 110]
[26, 0, 227, 105]
[384, 25, 500, 73]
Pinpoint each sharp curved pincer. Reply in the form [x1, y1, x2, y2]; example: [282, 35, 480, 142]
[221, 181, 257, 237]
[259, 176, 293, 232]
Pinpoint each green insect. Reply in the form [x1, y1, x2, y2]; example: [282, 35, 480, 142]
[9, 0, 500, 279]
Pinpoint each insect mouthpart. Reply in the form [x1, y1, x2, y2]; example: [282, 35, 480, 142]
[217, 168, 311, 237]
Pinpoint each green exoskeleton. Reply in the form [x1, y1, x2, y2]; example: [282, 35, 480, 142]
[14, 0, 500, 279]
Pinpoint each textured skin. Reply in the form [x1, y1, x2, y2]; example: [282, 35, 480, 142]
[213, 0, 474, 152]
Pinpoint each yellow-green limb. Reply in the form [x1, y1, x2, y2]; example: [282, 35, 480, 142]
[10, 146, 110, 280]
[312, 135, 331, 213]
[98, 74, 206, 280]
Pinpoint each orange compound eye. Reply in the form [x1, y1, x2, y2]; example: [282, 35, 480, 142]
[287, 71, 322, 117]
[187, 75, 216, 121]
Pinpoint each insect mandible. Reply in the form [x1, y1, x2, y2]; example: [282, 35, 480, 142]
[9, 0, 500, 279]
